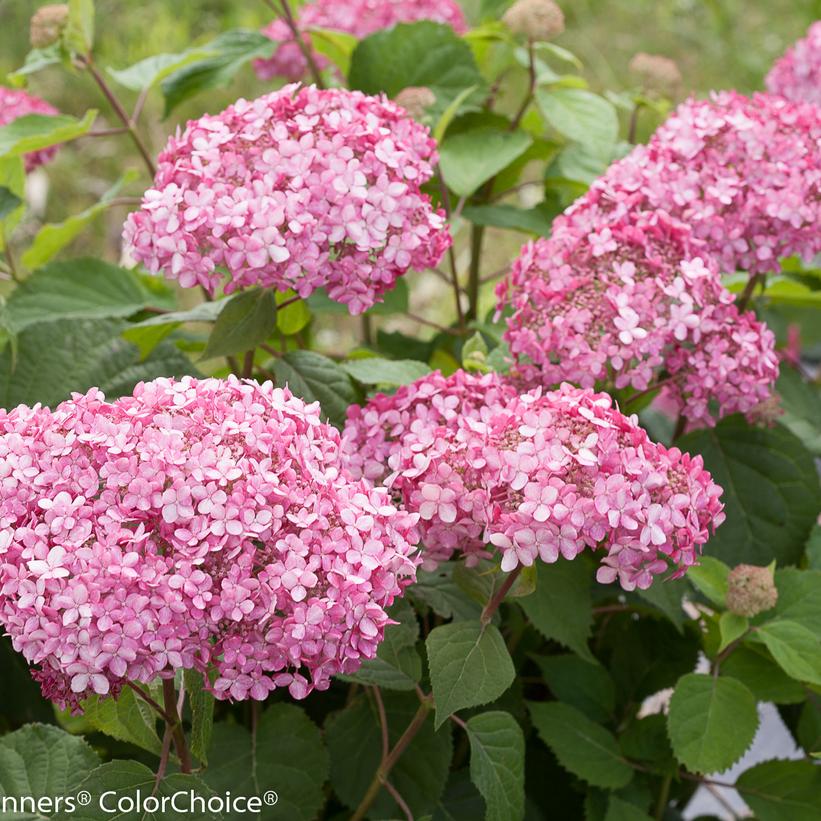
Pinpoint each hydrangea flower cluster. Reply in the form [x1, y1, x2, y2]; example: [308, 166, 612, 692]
[584, 91, 821, 276]
[123, 85, 450, 314]
[0, 87, 59, 171]
[497, 90, 816, 425]
[766, 22, 821, 106]
[0, 376, 419, 710]
[342, 371, 725, 589]
[498, 202, 779, 426]
[255, 0, 467, 82]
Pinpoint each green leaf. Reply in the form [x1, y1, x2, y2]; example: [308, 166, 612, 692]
[0, 158, 25, 251]
[349, 22, 487, 119]
[0, 110, 97, 159]
[756, 620, 821, 686]
[202, 704, 327, 820]
[65, 0, 95, 55]
[619, 714, 675, 773]
[528, 701, 633, 788]
[536, 87, 618, 153]
[273, 350, 358, 428]
[635, 578, 687, 632]
[4, 258, 151, 333]
[736, 759, 821, 821]
[518, 558, 594, 663]
[326, 692, 452, 817]
[718, 612, 749, 652]
[0, 318, 197, 408]
[679, 418, 821, 566]
[308, 27, 357, 76]
[410, 563, 484, 622]
[184, 669, 214, 766]
[433, 85, 480, 143]
[108, 50, 212, 91]
[464, 711, 525, 821]
[342, 357, 431, 387]
[666, 673, 758, 774]
[439, 127, 533, 196]
[161, 30, 275, 115]
[769, 568, 821, 633]
[275, 290, 311, 336]
[531, 654, 615, 723]
[686, 557, 730, 607]
[604, 797, 654, 821]
[73, 761, 221, 820]
[462, 202, 555, 236]
[775, 366, 821, 455]
[426, 620, 516, 728]
[21, 174, 137, 270]
[720, 646, 806, 704]
[81, 688, 162, 756]
[7, 45, 62, 85]
[0, 186, 21, 220]
[202, 288, 278, 360]
[0, 724, 100, 804]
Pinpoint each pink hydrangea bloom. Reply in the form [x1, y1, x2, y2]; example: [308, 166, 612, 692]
[341, 369, 519, 484]
[766, 22, 821, 106]
[0, 376, 419, 711]
[583, 92, 821, 276]
[123, 85, 450, 314]
[255, 0, 468, 82]
[0, 87, 59, 171]
[343, 371, 725, 588]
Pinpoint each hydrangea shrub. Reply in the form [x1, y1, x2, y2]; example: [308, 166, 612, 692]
[0, 2, 819, 819]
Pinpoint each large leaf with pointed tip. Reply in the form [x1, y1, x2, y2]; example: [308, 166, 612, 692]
[736, 759, 821, 821]
[202, 704, 327, 820]
[0, 110, 97, 158]
[427, 620, 515, 728]
[274, 350, 359, 428]
[678, 417, 821, 566]
[0, 724, 100, 807]
[0, 318, 197, 408]
[666, 673, 758, 774]
[518, 558, 594, 662]
[72, 761, 221, 820]
[528, 701, 633, 788]
[3, 258, 151, 333]
[348, 22, 487, 118]
[465, 711, 525, 821]
[81, 687, 162, 755]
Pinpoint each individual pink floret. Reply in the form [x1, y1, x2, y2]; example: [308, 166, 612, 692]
[255, 0, 468, 82]
[0, 376, 419, 711]
[123, 85, 450, 314]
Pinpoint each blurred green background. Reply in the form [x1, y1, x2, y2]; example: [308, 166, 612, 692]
[1, 0, 819, 346]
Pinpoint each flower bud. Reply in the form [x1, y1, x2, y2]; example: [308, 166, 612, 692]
[30, 3, 69, 49]
[628, 53, 683, 95]
[503, 0, 565, 42]
[394, 86, 437, 120]
[726, 564, 778, 617]
[747, 394, 783, 426]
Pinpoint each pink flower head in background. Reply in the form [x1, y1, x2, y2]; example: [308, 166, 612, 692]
[0, 87, 59, 171]
[342, 371, 725, 587]
[0, 376, 419, 711]
[586, 91, 821, 276]
[766, 21, 821, 106]
[123, 85, 450, 314]
[255, 0, 468, 82]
